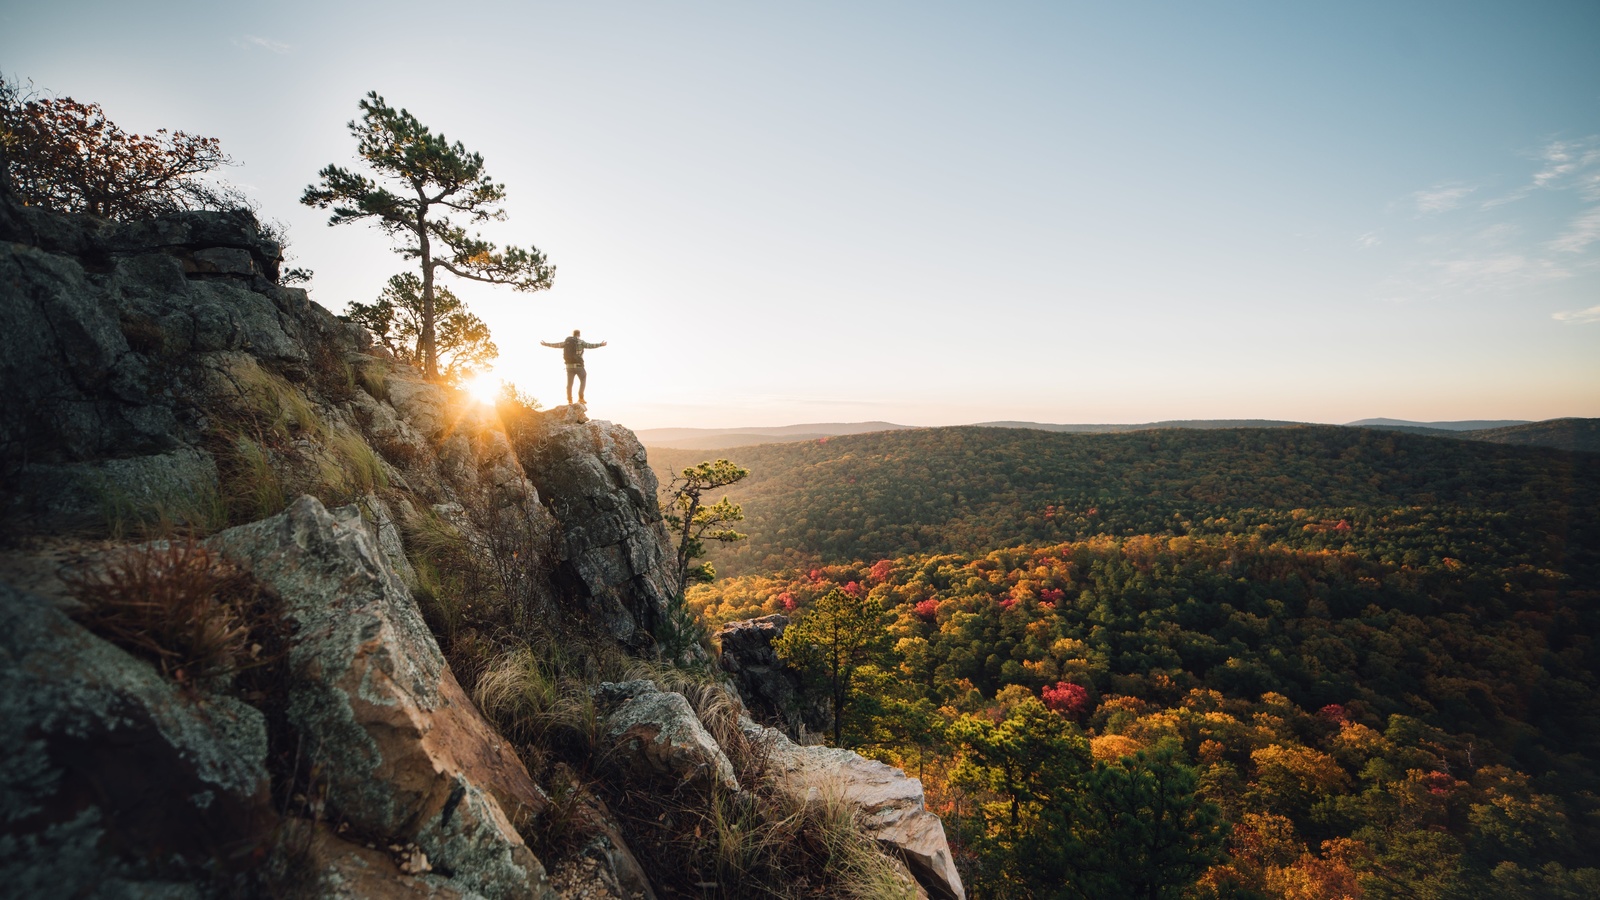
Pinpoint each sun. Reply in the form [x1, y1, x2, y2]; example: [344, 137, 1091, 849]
[462, 371, 502, 406]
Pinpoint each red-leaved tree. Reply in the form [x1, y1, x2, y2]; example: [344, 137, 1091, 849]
[1, 76, 242, 219]
[1042, 681, 1092, 718]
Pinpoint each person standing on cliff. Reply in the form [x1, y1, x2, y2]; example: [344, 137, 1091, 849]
[540, 329, 607, 405]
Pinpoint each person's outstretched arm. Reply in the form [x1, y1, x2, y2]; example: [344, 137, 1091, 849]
[582, 340, 607, 349]
[539, 340, 561, 348]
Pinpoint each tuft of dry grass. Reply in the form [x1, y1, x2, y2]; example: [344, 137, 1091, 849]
[402, 509, 489, 648]
[611, 772, 917, 899]
[217, 434, 287, 524]
[790, 781, 920, 900]
[99, 479, 228, 540]
[354, 362, 388, 401]
[324, 426, 389, 499]
[65, 540, 264, 684]
[232, 363, 327, 444]
[474, 644, 603, 760]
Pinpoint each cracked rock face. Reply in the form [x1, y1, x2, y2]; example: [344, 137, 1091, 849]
[0, 206, 308, 463]
[0, 582, 272, 895]
[740, 718, 966, 900]
[517, 408, 680, 651]
[210, 496, 556, 900]
[0, 194, 345, 532]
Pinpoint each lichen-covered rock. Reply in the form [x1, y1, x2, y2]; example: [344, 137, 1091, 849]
[715, 615, 831, 740]
[516, 408, 679, 651]
[740, 718, 965, 900]
[0, 582, 272, 896]
[354, 493, 419, 588]
[596, 681, 739, 793]
[386, 374, 451, 443]
[7, 447, 220, 531]
[0, 238, 184, 464]
[0, 198, 321, 480]
[209, 496, 556, 900]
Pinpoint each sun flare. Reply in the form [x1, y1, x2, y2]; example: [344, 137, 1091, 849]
[462, 372, 502, 406]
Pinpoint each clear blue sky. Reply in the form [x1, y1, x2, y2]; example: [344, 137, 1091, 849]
[5, 1, 1597, 428]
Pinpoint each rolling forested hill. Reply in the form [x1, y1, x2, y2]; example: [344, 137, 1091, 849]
[662, 425, 1600, 895]
[1464, 417, 1600, 453]
[650, 425, 1600, 579]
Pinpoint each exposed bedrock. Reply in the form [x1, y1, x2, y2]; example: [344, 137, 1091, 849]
[210, 495, 557, 899]
[740, 718, 967, 900]
[0, 582, 272, 897]
[516, 406, 680, 653]
[593, 680, 740, 794]
[714, 614, 832, 741]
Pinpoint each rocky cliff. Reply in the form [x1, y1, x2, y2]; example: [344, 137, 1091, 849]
[0, 187, 960, 898]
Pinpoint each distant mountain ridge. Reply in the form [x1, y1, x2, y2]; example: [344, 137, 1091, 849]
[1462, 418, 1600, 453]
[1344, 417, 1531, 431]
[650, 423, 1600, 577]
[976, 418, 1309, 433]
[635, 421, 915, 449]
[641, 417, 1597, 453]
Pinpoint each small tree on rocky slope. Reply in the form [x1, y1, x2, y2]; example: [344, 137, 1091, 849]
[346, 273, 498, 383]
[302, 91, 553, 381]
[665, 459, 749, 593]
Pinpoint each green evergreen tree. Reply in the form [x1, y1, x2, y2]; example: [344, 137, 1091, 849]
[664, 459, 749, 592]
[773, 587, 889, 745]
[1066, 746, 1229, 900]
[951, 696, 1092, 837]
[302, 92, 553, 381]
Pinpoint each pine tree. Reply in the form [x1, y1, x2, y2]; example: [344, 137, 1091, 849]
[773, 587, 889, 745]
[664, 459, 749, 592]
[302, 92, 553, 380]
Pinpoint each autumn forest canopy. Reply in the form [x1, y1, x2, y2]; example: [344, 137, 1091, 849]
[664, 425, 1600, 897]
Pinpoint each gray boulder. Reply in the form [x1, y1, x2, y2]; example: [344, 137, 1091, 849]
[210, 496, 557, 900]
[740, 719, 965, 900]
[0, 582, 271, 897]
[596, 680, 739, 794]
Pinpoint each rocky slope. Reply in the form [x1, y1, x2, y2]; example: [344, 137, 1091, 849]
[0, 187, 960, 898]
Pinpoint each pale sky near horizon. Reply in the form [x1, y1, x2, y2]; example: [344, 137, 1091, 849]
[4, 1, 1598, 429]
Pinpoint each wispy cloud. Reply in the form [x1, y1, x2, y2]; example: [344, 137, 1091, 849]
[1532, 138, 1600, 190]
[1551, 207, 1600, 254]
[1381, 252, 1573, 304]
[236, 35, 292, 54]
[1411, 184, 1475, 215]
[1377, 139, 1600, 314]
[1355, 231, 1382, 248]
[1552, 304, 1600, 324]
[1484, 136, 1600, 208]
[1429, 253, 1572, 290]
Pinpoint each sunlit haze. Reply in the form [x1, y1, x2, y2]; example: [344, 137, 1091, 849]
[462, 372, 505, 408]
[5, 1, 1597, 429]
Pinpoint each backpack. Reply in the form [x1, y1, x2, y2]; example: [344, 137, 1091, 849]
[562, 336, 582, 364]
